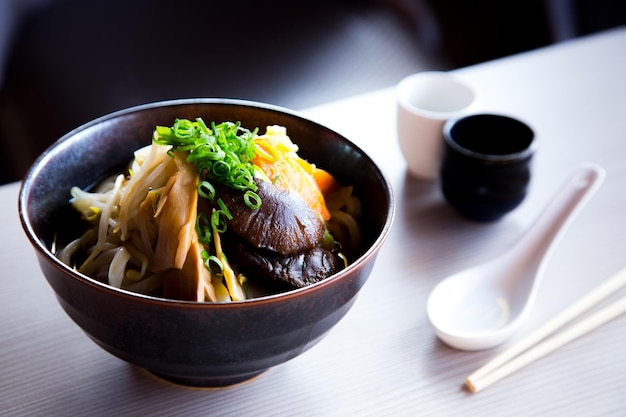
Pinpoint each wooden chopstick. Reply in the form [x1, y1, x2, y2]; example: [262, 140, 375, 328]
[466, 266, 626, 393]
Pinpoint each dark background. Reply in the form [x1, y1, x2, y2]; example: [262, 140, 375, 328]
[1, 0, 624, 184]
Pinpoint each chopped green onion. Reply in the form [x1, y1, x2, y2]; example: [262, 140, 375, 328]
[195, 213, 212, 245]
[198, 181, 215, 201]
[203, 253, 224, 275]
[211, 202, 232, 234]
[211, 160, 231, 178]
[244, 190, 262, 209]
[153, 118, 261, 206]
[217, 199, 233, 220]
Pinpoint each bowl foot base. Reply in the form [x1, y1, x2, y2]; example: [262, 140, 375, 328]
[149, 369, 268, 389]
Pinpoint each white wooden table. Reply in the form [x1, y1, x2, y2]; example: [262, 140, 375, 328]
[2, 26, 626, 416]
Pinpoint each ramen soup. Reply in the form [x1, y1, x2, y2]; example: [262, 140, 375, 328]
[56, 119, 361, 302]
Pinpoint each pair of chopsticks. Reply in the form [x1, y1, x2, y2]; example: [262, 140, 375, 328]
[466, 266, 626, 393]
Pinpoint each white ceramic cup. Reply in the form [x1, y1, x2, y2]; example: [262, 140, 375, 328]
[396, 71, 478, 180]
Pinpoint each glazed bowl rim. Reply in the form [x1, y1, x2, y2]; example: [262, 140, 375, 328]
[19, 98, 395, 309]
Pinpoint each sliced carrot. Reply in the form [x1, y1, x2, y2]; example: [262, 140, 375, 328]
[292, 151, 340, 198]
[286, 141, 340, 197]
[256, 155, 331, 221]
[312, 167, 340, 197]
[253, 129, 331, 221]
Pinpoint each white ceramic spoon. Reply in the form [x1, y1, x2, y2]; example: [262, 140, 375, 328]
[427, 163, 606, 350]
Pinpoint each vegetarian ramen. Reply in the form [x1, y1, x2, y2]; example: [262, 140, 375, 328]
[56, 119, 361, 302]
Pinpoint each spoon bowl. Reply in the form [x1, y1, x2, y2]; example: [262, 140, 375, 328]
[427, 163, 605, 350]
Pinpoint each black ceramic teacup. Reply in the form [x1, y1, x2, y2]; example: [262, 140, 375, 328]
[440, 113, 537, 222]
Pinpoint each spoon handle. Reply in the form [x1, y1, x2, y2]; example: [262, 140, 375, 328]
[514, 162, 605, 263]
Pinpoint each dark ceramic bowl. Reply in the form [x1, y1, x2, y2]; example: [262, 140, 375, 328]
[18, 99, 394, 387]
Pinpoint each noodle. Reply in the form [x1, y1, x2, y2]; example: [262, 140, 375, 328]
[56, 122, 362, 302]
[109, 247, 132, 288]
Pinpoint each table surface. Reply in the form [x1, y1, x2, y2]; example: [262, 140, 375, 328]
[3, 26, 626, 417]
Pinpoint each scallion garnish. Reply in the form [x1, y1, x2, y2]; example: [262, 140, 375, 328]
[153, 118, 261, 209]
[211, 200, 233, 234]
[198, 180, 216, 201]
[243, 190, 262, 209]
[195, 212, 212, 245]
